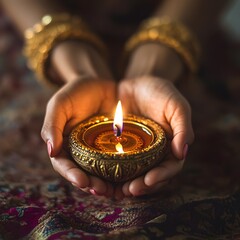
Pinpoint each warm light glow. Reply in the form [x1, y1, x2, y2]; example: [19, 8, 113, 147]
[115, 142, 124, 153]
[113, 100, 123, 137]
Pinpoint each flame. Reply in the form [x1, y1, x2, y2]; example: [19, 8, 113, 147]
[113, 100, 123, 137]
[115, 142, 124, 153]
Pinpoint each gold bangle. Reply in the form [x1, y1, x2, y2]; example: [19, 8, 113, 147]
[23, 13, 107, 87]
[125, 17, 201, 74]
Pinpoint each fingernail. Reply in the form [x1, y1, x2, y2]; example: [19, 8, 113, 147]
[90, 189, 100, 196]
[47, 140, 53, 157]
[182, 144, 188, 160]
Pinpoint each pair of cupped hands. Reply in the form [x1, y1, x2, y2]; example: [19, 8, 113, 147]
[41, 40, 194, 200]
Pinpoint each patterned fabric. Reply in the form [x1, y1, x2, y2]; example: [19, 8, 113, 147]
[0, 9, 240, 240]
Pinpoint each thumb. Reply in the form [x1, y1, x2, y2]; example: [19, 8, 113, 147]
[41, 99, 68, 157]
[118, 79, 135, 114]
[170, 109, 194, 160]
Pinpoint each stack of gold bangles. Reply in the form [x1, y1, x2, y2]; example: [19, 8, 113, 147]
[23, 13, 107, 87]
[23, 14, 201, 87]
[125, 17, 201, 74]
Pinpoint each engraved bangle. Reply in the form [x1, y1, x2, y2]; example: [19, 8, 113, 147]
[125, 17, 201, 74]
[23, 14, 107, 87]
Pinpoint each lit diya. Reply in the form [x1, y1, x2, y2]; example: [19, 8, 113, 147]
[69, 101, 167, 182]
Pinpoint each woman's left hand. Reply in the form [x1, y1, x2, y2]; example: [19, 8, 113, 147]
[118, 43, 194, 197]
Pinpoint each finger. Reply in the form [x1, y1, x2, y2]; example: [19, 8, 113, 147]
[89, 176, 109, 196]
[41, 97, 68, 157]
[50, 151, 90, 188]
[79, 187, 91, 194]
[80, 179, 114, 198]
[100, 80, 118, 113]
[118, 79, 138, 114]
[122, 181, 132, 197]
[127, 176, 169, 197]
[169, 104, 194, 160]
[129, 176, 168, 197]
[144, 155, 185, 186]
[144, 180, 169, 195]
[128, 175, 146, 196]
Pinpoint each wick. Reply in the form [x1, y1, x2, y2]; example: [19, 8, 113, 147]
[114, 124, 121, 137]
[116, 136, 122, 142]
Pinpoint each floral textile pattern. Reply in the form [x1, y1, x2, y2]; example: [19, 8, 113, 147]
[1, 8, 240, 240]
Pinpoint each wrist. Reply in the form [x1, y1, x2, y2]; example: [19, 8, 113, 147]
[124, 17, 201, 82]
[50, 41, 113, 84]
[23, 13, 109, 88]
[125, 43, 185, 82]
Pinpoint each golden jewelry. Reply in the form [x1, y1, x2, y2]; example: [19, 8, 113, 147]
[125, 17, 201, 73]
[23, 13, 107, 87]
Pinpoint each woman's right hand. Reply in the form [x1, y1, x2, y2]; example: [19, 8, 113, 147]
[40, 41, 118, 197]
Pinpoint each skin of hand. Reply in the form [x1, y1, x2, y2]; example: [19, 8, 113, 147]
[1, 0, 226, 200]
[41, 41, 118, 198]
[118, 43, 194, 197]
